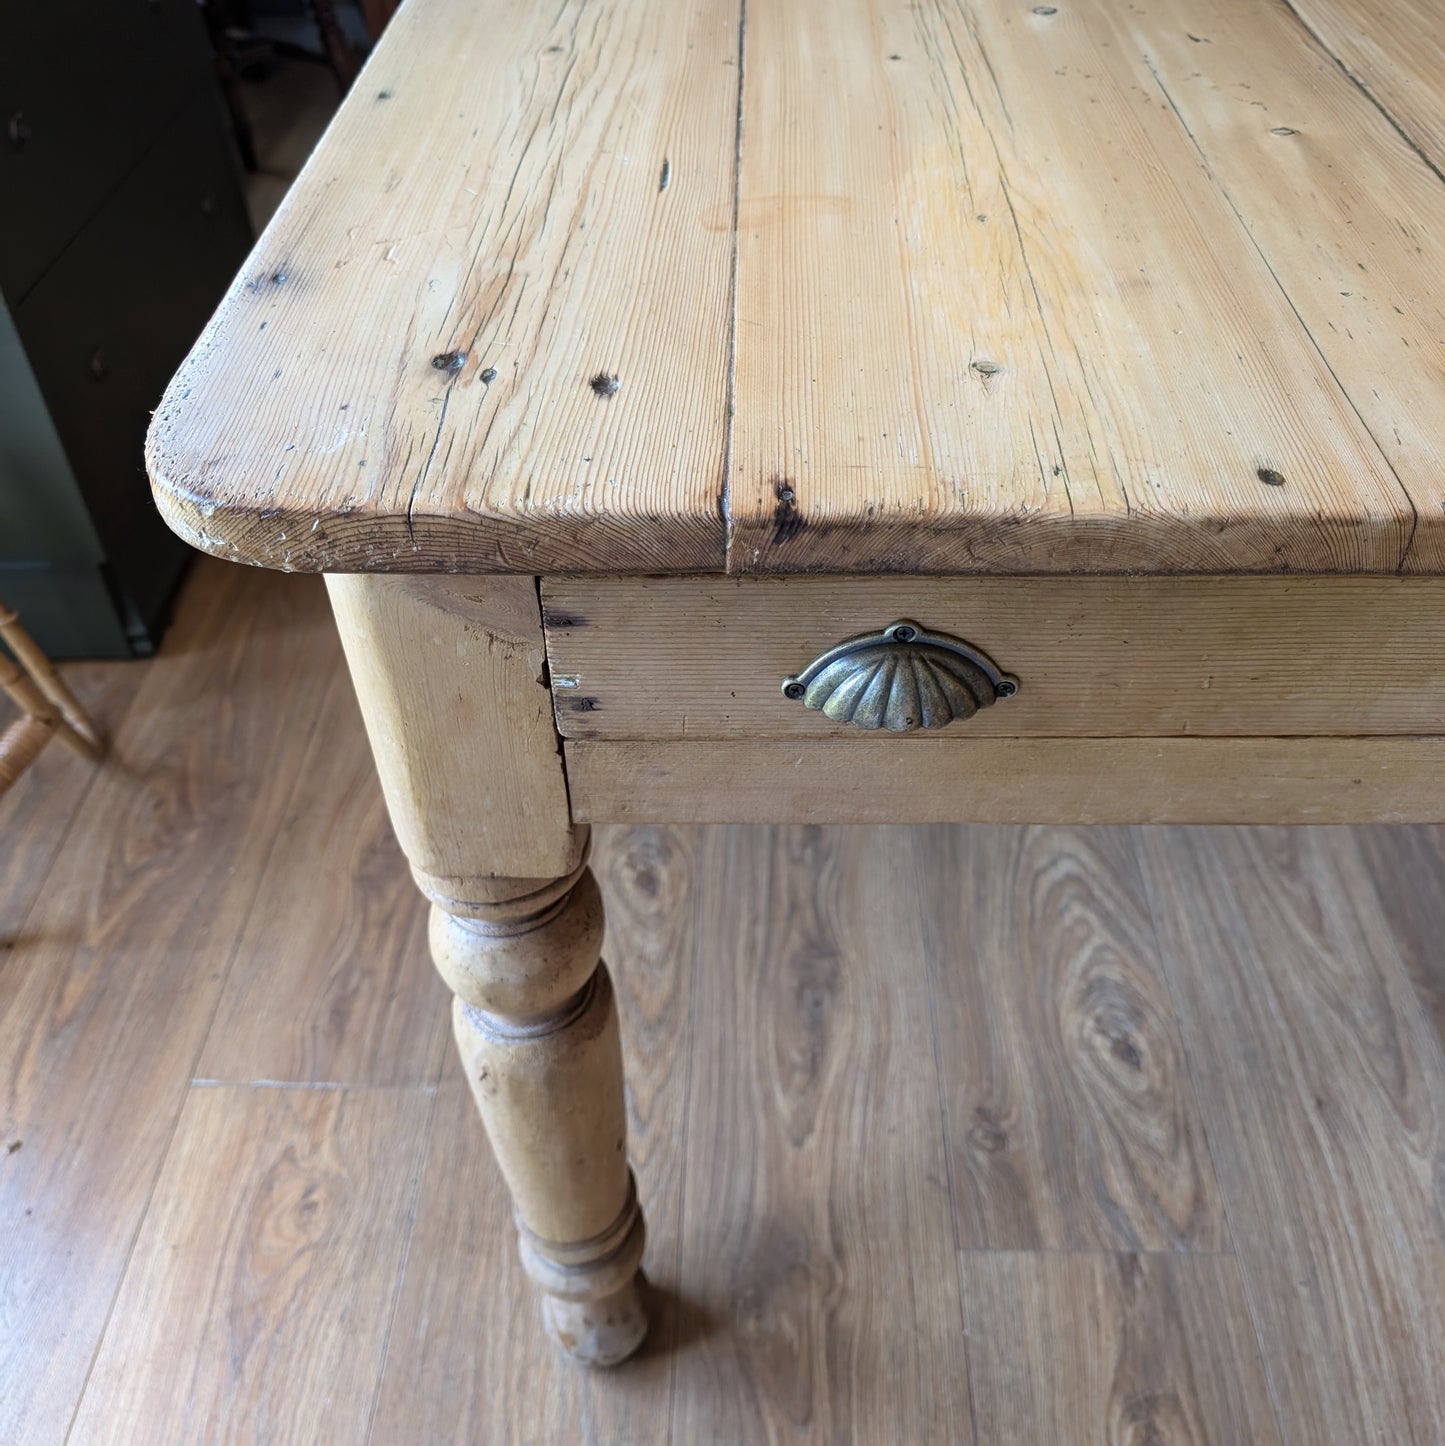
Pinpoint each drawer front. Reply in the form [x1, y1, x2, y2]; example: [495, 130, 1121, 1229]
[541, 576, 1445, 740]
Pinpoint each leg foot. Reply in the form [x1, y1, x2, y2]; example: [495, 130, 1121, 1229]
[542, 1278, 649, 1367]
[519, 1170, 648, 1366]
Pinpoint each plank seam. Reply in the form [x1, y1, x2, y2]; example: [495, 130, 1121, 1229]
[190, 1079, 442, 1091]
[1130, 831, 1293, 1444]
[558, 732, 1445, 745]
[913, 828, 984, 1446]
[1277, 0, 1445, 189]
[1144, 57, 1422, 573]
[535, 574, 580, 827]
[363, 1082, 444, 1446]
[720, 0, 748, 571]
[662, 827, 703, 1444]
[936, 8, 1101, 516]
[60, 660, 343, 1445]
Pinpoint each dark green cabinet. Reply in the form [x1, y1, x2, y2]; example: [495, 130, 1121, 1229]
[1, 1, 254, 655]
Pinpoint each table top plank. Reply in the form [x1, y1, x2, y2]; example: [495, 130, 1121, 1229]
[148, 0, 741, 573]
[1129, 0, 1445, 573]
[148, 0, 1445, 577]
[1286, 0, 1445, 177]
[727, 0, 1440, 574]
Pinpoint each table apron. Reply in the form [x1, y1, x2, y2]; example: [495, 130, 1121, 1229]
[563, 736, 1445, 826]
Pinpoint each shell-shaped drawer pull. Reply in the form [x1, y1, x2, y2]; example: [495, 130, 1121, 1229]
[781, 621, 1018, 733]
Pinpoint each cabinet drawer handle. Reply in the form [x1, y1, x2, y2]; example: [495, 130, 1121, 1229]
[781, 620, 1018, 733]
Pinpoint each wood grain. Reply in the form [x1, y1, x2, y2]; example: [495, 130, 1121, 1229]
[373, 1078, 612, 1444]
[590, 823, 701, 1366]
[327, 574, 582, 895]
[672, 826, 972, 1442]
[0, 563, 339, 1446]
[567, 737, 1445, 826]
[918, 827, 1225, 1252]
[963, 1253, 1282, 1445]
[542, 575, 1445, 740]
[148, 0, 741, 574]
[1139, 826, 1445, 1444]
[1129, 0, 1445, 571]
[372, 1075, 671, 1445]
[1287, 0, 1445, 174]
[727, 0, 1436, 575]
[1351, 825, 1445, 1045]
[67, 1085, 432, 1446]
[196, 666, 446, 1087]
[148, 0, 1445, 579]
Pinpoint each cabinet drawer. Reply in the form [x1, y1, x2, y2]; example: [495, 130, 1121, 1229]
[541, 576, 1445, 740]
[0, 0, 213, 297]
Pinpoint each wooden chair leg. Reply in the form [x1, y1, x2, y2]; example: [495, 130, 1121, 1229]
[326, 574, 649, 1366]
[0, 602, 102, 758]
[0, 604, 105, 796]
[0, 714, 58, 793]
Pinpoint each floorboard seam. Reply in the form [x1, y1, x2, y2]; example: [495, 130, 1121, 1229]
[661, 829, 703, 1446]
[190, 1078, 441, 1091]
[1129, 826, 1293, 1446]
[915, 826, 983, 1446]
[362, 1081, 443, 1446]
[62, 588, 342, 1443]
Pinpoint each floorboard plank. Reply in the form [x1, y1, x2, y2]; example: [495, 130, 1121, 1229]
[919, 826, 1227, 1253]
[1138, 826, 1445, 1445]
[1351, 825, 1445, 1049]
[67, 1085, 432, 1446]
[963, 1253, 1282, 1445]
[672, 826, 973, 1444]
[592, 824, 702, 1384]
[197, 668, 446, 1087]
[0, 562, 339, 1446]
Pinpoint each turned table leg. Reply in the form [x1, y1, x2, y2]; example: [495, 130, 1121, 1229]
[326, 573, 648, 1366]
[431, 854, 647, 1363]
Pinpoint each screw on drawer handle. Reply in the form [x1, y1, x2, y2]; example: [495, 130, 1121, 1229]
[781, 620, 1018, 733]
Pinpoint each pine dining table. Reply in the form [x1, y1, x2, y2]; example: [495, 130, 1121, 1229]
[148, 0, 1445, 1366]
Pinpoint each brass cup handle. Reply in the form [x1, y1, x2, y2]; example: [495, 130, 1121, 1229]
[781, 620, 1018, 733]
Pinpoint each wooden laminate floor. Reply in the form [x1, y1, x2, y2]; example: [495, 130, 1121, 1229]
[2, 560, 1443, 1445]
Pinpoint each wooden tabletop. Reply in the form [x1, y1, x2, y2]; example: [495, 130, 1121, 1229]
[148, 0, 1445, 577]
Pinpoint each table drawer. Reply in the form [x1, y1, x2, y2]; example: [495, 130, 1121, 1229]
[541, 576, 1445, 741]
